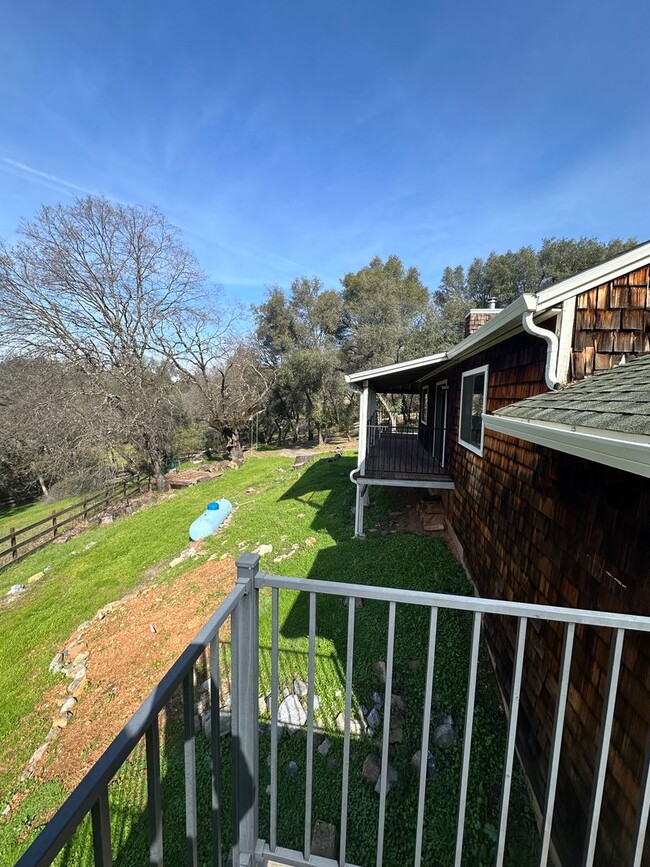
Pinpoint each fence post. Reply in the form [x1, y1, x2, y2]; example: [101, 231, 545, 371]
[83, 500, 88, 521]
[52, 512, 57, 539]
[10, 527, 17, 560]
[231, 553, 260, 866]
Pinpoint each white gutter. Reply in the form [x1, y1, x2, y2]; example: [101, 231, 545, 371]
[522, 310, 560, 390]
[484, 414, 650, 478]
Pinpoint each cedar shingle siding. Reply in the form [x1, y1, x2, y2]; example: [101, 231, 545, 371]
[572, 265, 650, 378]
[429, 330, 649, 866]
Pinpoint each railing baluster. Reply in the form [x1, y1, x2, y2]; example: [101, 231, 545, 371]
[145, 716, 164, 867]
[304, 592, 317, 860]
[339, 596, 357, 866]
[632, 729, 650, 867]
[454, 611, 482, 867]
[270, 587, 279, 852]
[583, 627, 625, 867]
[209, 634, 223, 867]
[496, 616, 527, 867]
[539, 620, 575, 867]
[91, 788, 112, 867]
[376, 601, 397, 867]
[183, 673, 198, 867]
[414, 607, 438, 867]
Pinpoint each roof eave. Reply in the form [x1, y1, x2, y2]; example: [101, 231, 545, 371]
[484, 413, 650, 478]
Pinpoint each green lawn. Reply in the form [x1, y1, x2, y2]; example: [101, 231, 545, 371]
[0, 497, 79, 541]
[0, 453, 538, 866]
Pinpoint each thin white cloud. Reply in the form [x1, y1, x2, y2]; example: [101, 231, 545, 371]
[1, 157, 93, 195]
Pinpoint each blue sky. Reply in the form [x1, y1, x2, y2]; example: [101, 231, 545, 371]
[1, 0, 649, 307]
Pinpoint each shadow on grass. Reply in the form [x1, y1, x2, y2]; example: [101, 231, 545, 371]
[47, 459, 537, 867]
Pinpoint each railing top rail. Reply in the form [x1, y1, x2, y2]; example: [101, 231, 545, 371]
[257, 572, 650, 632]
[15, 581, 246, 867]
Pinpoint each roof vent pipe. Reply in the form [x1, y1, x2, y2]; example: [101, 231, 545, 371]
[521, 311, 560, 390]
[487, 297, 497, 310]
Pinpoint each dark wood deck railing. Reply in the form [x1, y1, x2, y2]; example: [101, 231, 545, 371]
[0, 475, 150, 573]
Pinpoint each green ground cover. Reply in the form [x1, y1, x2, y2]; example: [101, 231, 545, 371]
[0, 453, 538, 866]
[0, 497, 79, 541]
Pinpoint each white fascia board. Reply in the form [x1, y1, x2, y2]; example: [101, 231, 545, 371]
[484, 414, 650, 478]
[345, 352, 447, 385]
[535, 240, 650, 309]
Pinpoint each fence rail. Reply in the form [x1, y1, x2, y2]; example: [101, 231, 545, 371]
[15, 554, 650, 867]
[0, 475, 150, 573]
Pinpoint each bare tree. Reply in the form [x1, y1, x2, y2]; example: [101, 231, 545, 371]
[164, 306, 271, 463]
[0, 196, 212, 490]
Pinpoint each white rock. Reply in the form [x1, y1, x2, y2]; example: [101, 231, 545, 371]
[255, 544, 273, 556]
[278, 694, 307, 729]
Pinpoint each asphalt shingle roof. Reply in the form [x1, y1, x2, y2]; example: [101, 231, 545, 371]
[494, 355, 650, 437]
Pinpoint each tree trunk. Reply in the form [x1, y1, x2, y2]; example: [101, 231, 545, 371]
[222, 426, 244, 465]
[37, 474, 49, 498]
[317, 424, 324, 446]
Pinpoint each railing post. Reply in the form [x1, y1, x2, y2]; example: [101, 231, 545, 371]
[231, 553, 260, 866]
[10, 527, 17, 560]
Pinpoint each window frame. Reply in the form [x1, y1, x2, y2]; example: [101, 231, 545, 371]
[433, 379, 448, 467]
[419, 385, 429, 426]
[458, 364, 489, 456]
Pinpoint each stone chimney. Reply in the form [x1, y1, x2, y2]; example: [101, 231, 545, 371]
[464, 298, 500, 337]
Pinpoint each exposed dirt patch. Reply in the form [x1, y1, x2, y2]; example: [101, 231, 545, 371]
[37, 558, 236, 792]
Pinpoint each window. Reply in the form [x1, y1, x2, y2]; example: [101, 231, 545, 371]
[433, 380, 448, 467]
[420, 386, 429, 425]
[459, 364, 488, 456]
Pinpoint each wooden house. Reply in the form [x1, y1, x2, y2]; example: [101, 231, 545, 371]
[345, 242, 650, 865]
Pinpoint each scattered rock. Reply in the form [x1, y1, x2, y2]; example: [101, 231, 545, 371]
[317, 737, 332, 756]
[433, 721, 457, 750]
[259, 695, 268, 714]
[362, 754, 382, 785]
[296, 512, 305, 518]
[372, 691, 383, 709]
[149, 623, 157, 633]
[304, 537, 317, 547]
[84, 541, 98, 551]
[100, 515, 114, 525]
[28, 744, 48, 766]
[52, 713, 71, 729]
[68, 669, 87, 697]
[255, 544, 273, 556]
[367, 707, 381, 729]
[202, 710, 232, 739]
[96, 611, 106, 621]
[311, 820, 337, 859]
[374, 763, 399, 795]
[373, 661, 387, 683]
[27, 571, 45, 584]
[7, 584, 26, 596]
[245, 487, 257, 494]
[293, 678, 308, 697]
[60, 697, 77, 714]
[411, 749, 436, 779]
[49, 652, 65, 674]
[287, 761, 299, 777]
[391, 694, 406, 713]
[335, 712, 366, 735]
[278, 694, 307, 730]
[1, 804, 10, 817]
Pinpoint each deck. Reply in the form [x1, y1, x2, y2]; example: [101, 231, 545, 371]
[363, 431, 453, 484]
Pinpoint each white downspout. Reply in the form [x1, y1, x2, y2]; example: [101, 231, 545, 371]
[522, 311, 560, 390]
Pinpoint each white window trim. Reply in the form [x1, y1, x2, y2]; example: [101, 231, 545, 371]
[420, 385, 429, 425]
[458, 364, 489, 457]
[433, 379, 448, 467]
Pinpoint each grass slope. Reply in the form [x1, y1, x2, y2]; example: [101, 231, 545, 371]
[0, 498, 79, 542]
[0, 454, 538, 866]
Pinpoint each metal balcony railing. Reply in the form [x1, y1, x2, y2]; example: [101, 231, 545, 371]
[16, 554, 650, 867]
[364, 412, 448, 481]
